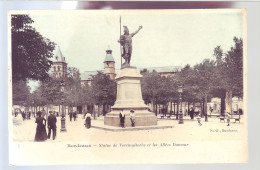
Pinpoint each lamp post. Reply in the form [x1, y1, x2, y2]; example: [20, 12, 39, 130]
[178, 86, 184, 124]
[60, 80, 67, 132]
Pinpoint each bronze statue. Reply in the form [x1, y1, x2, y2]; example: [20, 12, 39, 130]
[118, 25, 142, 66]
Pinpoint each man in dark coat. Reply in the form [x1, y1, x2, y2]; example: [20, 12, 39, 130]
[47, 111, 57, 140]
[119, 112, 125, 128]
[190, 107, 195, 120]
[69, 112, 73, 121]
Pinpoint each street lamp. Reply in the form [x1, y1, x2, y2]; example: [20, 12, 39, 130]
[178, 86, 184, 124]
[60, 80, 67, 132]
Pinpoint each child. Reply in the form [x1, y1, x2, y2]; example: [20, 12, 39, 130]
[226, 112, 231, 126]
[197, 115, 202, 126]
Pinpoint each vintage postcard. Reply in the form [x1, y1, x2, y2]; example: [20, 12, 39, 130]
[8, 9, 247, 165]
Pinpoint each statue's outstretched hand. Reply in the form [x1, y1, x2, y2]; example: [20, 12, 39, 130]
[139, 26, 143, 29]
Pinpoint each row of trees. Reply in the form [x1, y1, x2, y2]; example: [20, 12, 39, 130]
[12, 15, 243, 121]
[13, 37, 243, 121]
[141, 37, 243, 121]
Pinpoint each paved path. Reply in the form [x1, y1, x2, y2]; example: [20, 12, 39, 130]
[12, 114, 246, 142]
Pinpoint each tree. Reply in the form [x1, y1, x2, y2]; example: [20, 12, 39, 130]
[213, 37, 243, 114]
[141, 71, 161, 114]
[11, 15, 55, 82]
[91, 72, 117, 116]
[64, 67, 83, 108]
[193, 59, 217, 121]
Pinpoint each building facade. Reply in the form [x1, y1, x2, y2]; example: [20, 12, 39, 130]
[51, 46, 67, 79]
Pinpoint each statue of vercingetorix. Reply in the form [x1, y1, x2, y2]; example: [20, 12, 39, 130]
[118, 25, 142, 66]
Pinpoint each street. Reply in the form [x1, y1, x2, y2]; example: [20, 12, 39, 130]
[12, 114, 246, 142]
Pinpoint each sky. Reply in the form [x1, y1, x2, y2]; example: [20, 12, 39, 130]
[25, 9, 244, 90]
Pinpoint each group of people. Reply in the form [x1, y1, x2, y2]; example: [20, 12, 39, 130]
[69, 111, 78, 121]
[119, 110, 135, 128]
[34, 111, 57, 142]
[21, 111, 33, 120]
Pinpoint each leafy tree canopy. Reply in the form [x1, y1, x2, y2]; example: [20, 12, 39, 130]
[11, 15, 56, 82]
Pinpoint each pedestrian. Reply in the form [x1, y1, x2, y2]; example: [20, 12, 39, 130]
[196, 114, 202, 126]
[119, 111, 125, 128]
[69, 111, 73, 121]
[28, 112, 31, 119]
[47, 111, 57, 140]
[22, 111, 26, 121]
[73, 112, 77, 121]
[34, 111, 48, 142]
[85, 111, 91, 129]
[190, 107, 195, 120]
[226, 112, 231, 126]
[130, 110, 135, 127]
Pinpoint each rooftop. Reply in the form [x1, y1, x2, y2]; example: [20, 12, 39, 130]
[81, 71, 102, 81]
[140, 66, 181, 73]
[104, 49, 115, 62]
[54, 46, 66, 62]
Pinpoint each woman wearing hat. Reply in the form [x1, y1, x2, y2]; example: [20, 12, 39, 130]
[34, 111, 48, 142]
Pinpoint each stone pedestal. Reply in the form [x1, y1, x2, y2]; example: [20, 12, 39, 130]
[104, 67, 157, 127]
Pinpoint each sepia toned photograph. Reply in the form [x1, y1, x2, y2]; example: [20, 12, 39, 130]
[9, 9, 247, 165]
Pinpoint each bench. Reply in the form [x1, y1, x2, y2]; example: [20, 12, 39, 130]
[166, 116, 171, 119]
[230, 117, 240, 123]
[220, 115, 241, 123]
[161, 116, 164, 119]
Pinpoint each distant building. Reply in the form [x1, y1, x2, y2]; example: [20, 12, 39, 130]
[140, 66, 181, 77]
[103, 48, 116, 80]
[81, 47, 116, 86]
[81, 71, 99, 86]
[80, 48, 181, 85]
[51, 46, 67, 79]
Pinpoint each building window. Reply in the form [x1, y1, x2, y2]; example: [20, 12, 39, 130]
[53, 66, 56, 71]
[58, 66, 60, 71]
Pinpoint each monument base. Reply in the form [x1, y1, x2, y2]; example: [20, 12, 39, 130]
[104, 67, 157, 127]
[104, 109, 157, 127]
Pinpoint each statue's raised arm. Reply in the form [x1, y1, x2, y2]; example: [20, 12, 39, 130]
[130, 26, 143, 37]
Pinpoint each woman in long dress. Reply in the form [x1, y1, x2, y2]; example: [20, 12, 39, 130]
[34, 111, 48, 142]
[85, 112, 91, 129]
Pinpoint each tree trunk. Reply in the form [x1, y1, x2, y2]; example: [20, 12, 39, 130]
[205, 95, 208, 122]
[201, 101, 204, 117]
[225, 90, 232, 114]
[176, 102, 179, 119]
[93, 105, 96, 119]
[221, 96, 225, 116]
[103, 104, 106, 116]
[155, 104, 157, 116]
[170, 102, 172, 112]
[174, 102, 176, 114]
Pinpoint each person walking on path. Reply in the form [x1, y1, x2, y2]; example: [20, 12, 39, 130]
[73, 111, 77, 121]
[69, 111, 73, 122]
[47, 111, 57, 140]
[190, 107, 195, 120]
[226, 112, 231, 126]
[85, 111, 92, 129]
[34, 111, 48, 142]
[130, 110, 135, 127]
[22, 111, 26, 121]
[196, 114, 202, 126]
[119, 111, 125, 128]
